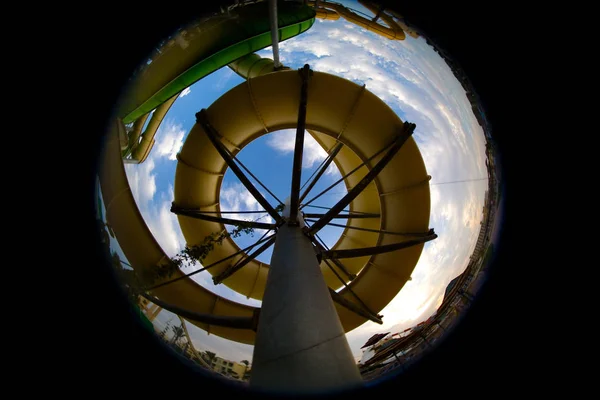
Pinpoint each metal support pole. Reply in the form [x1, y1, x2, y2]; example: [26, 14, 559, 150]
[299, 142, 343, 204]
[303, 212, 380, 219]
[436, 320, 447, 332]
[372, 5, 384, 22]
[289, 64, 311, 224]
[196, 110, 283, 224]
[322, 233, 437, 259]
[269, 0, 282, 69]
[250, 224, 363, 393]
[171, 205, 276, 230]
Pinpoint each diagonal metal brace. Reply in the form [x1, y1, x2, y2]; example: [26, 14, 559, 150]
[171, 204, 276, 230]
[308, 233, 357, 280]
[196, 109, 283, 225]
[322, 233, 438, 259]
[302, 212, 380, 219]
[329, 288, 383, 324]
[289, 64, 312, 225]
[212, 235, 277, 284]
[307, 122, 416, 234]
[299, 141, 343, 204]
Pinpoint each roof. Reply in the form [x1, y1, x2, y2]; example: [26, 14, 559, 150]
[361, 332, 390, 348]
[442, 273, 464, 303]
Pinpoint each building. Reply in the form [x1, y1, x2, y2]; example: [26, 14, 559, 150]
[137, 295, 162, 322]
[175, 341, 198, 361]
[210, 356, 249, 380]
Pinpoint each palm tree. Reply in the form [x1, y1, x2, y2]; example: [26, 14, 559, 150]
[171, 324, 185, 345]
[158, 321, 171, 341]
[204, 351, 217, 368]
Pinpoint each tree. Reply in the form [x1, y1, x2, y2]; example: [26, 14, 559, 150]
[112, 204, 288, 300]
[240, 360, 250, 366]
[204, 350, 217, 366]
[110, 251, 143, 304]
[169, 204, 284, 272]
[110, 207, 286, 330]
[170, 222, 256, 271]
[158, 321, 172, 341]
[116, 222, 261, 299]
[171, 324, 185, 345]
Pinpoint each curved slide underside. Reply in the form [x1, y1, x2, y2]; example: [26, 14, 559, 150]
[99, 69, 430, 345]
[100, 119, 259, 344]
[118, 1, 316, 124]
[173, 70, 431, 337]
[307, 0, 405, 40]
[99, 2, 430, 346]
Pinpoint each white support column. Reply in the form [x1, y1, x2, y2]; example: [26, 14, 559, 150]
[250, 220, 363, 393]
[268, 0, 282, 68]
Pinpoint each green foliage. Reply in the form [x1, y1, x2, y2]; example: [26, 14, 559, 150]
[113, 205, 290, 297]
[171, 324, 185, 344]
[170, 221, 257, 270]
[110, 221, 261, 301]
[158, 321, 172, 340]
[111, 251, 144, 303]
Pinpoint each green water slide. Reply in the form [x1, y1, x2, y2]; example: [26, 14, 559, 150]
[120, 1, 316, 124]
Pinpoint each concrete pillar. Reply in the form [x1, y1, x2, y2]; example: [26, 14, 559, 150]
[250, 224, 363, 394]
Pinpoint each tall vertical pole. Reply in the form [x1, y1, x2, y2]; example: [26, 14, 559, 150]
[250, 208, 363, 393]
[268, 0, 281, 69]
[289, 64, 310, 224]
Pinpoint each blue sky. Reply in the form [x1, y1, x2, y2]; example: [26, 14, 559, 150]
[116, 0, 489, 363]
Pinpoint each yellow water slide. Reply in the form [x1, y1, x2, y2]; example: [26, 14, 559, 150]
[308, 0, 405, 40]
[100, 64, 430, 344]
[118, 0, 316, 163]
[100, 118, 259, 344]
[100, 0, 430, 345]
[357, 0, 419, 38]
[173, 68, 431, 334]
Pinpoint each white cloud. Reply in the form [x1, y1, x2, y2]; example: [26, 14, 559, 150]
[214, 67, 236, 90]
[154, 119, 185, 160]
[147, 185, 185, 257]
[279, 38, 331, 58]
[125, 124, 263, 306]
[124, 120, 189, 256]
[274, 22, 487, 180]
[126, 14, 493, 361]
[268, 19, 490, 358]
[266, 129, 335, 174]
[125, 155, 184, 257]
[219, 182, 274, 236]
[126, 157, 156, 206]
[179, 87, 191, 97]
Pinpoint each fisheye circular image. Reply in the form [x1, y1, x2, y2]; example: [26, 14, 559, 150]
[95, 0, 504, 396]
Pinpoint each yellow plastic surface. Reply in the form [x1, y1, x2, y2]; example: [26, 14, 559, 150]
[309, 0, 405, 40]
[173, 70, 430, 335]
